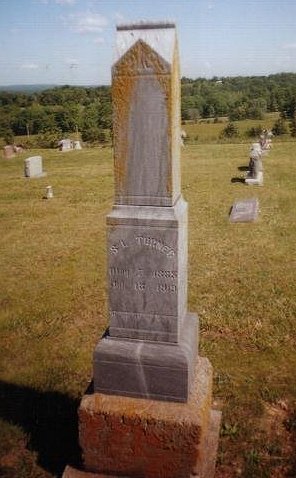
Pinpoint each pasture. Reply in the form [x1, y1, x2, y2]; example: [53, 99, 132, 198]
[1, 137, 296, 477]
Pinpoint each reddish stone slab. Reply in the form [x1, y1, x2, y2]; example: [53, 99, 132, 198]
[78, 357, 219, 478]
[62, 466, 121, 478]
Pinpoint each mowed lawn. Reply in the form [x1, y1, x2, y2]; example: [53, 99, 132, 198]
[0, 141, 296, 477]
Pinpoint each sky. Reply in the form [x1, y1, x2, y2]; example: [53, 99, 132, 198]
[0, 0, 296, 86]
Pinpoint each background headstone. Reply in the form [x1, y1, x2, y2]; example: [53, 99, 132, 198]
[45, 185, 53, 199]
[3, 145, 16, 159]
[229, 198, 259, 223]
[73, 140, 82, 150]
[58, 139, 73, 151]
[24, 156, 45, 178]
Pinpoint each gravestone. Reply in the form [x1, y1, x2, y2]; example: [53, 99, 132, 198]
[45, 185, 53, 199]
[73, 140, 82, 150]
[246, 143, 263, 185]
[24, 156, 46, 178]
[94, 20, 193, 400]
[58, 138, 73, 151]
[73, 22, 221, 478]
[3, 145, 15, 159]
[229, 198, 259, 223]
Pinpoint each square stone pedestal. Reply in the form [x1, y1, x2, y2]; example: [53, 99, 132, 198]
[245, 171, 263, 186]
[93, 313, 197, 403]
[70, 357, 220, 478]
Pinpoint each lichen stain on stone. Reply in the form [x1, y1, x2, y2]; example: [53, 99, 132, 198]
[112, 74, 135, 196]
[171, 43, 181, 197]
[112, 39, 177, 200]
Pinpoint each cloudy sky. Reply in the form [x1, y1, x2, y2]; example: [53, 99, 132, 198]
[0, 0, 296, 86]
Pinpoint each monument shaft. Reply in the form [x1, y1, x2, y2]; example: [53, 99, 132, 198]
[68, 22, 221, 478]
[93, 22, 197, 401]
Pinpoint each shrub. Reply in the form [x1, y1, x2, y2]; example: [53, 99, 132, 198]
[81, 127, 108, 143]
[272, 118, 288, 136]
[220, 122, 239, 138]
[37, 130, 62, 148]
[290, 114, 296, 137]
[3, 130, 14, 145]
[246, 125, 264, 138]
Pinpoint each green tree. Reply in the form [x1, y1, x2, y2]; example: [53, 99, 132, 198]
[81, 127, 108, 143]
[272, 118, 288, 136]
[290, 113, 296, 137]
[37, 129, 62, 148]
[246, 125, 264, 138]
[220, 122, 239, 138]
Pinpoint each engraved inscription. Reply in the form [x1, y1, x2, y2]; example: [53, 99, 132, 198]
[157, 283, 177, 294]
[109, 267, 178, 294]
[108, 227, 180, 317]
[110, 280, 125, 290]
[110, 239, 128, 255]
[135, 236, 175, 257]
[153, 270, 177, 279]
[109, 267, 130, 278]
[134, 282, 146, 292]
[136, 269, 144, 277]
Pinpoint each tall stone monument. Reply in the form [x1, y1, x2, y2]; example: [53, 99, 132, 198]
[93, 21, 195, 402]
[66, 22, 221, 478]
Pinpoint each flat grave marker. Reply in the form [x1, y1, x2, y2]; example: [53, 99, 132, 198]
[230, 198, 259, 223]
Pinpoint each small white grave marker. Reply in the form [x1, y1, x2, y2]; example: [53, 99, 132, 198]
[46, 186, 53, 199]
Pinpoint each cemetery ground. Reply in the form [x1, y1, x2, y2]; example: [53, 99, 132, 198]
[1, 138, 296, 478]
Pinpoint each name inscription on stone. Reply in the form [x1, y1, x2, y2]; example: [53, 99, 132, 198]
[108, 230, 179, 317]
[109, 235, 177, 294]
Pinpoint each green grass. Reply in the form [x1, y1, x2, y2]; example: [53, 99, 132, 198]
[1, 140, 296, 477]
[183, 112, 290, 143]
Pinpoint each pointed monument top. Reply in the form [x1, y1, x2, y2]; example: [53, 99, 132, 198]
[116, 21, 176, 31]
[114, 21, 177, 65]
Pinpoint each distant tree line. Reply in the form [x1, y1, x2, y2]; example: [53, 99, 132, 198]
[0, 73, 296, 145]
[0, 85, 112, 145]
[181, 73, 296, 123]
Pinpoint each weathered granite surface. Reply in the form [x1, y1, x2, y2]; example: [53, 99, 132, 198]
[94, 313, 198, 402]
[81, 357, 220, 478]
[62, 21, 220, 478]
[92, 22, 198, 403]
[112, 22, 180, 207]
[107, 197, 188, 342]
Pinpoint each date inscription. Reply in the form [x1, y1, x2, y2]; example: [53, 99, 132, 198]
[109, 267, 178, 294]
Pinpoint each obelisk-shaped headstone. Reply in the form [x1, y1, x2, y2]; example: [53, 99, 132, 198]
[112, 22, 181, 206]
[93, 22, 197, 402]
[70, 22, 221, 478]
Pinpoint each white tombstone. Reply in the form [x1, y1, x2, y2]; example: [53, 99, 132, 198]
[73, 141, 82, 150]
[245, 171, 263, 186]
[24, 156, 46, 178]
[46, 186, 53, 199]
[58, 139, 73, 151]
[249, 143, 262, 160]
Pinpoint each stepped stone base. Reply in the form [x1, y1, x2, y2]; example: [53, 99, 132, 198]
[93, 313, 198, 403]
[70, 356, 220, 478]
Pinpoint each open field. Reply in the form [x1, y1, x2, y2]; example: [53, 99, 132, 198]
[182, 112, 286, 143]
[1, 141, 296, 477]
